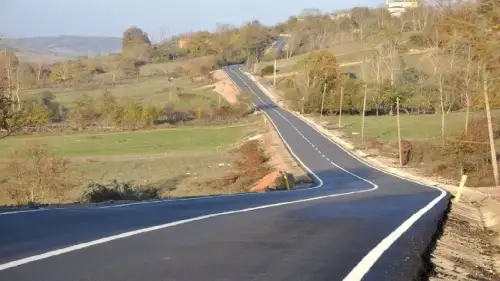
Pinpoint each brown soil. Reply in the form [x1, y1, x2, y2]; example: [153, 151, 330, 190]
[261, 117, 313, 187]
[430, 199, 500, 281]
[211, 69, 239, 104]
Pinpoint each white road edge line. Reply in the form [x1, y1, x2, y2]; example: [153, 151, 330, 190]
[236, 66, 447, 281]
[0, 67, 380, 272]
[0, 209, 47, 216]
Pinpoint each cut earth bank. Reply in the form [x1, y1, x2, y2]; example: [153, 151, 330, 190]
[249, 72, 500, 281]
[210, 69, 313, 192]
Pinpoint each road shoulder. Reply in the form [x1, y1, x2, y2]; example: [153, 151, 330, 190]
[249, 71, 500, 280]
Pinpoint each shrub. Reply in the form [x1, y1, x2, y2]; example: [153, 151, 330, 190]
[80, 180, 160, 203]
[274, 172, 296, 190]
[260, 65, 275, 77]
[5, 144, 71, 205]
[407, 33, 428, 48]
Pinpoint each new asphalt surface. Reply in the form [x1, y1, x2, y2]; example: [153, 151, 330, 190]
[0, 66, 449, 281]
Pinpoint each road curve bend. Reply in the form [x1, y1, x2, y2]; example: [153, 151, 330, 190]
[0, 66, 449, 281]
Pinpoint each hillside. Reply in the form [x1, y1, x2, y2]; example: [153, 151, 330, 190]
[0, 35, 121, 63]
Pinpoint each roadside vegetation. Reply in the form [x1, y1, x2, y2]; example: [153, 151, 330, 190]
[0, 20, 291, 206]
[1, 0, 498, 203]
[252, 1, 500, 188]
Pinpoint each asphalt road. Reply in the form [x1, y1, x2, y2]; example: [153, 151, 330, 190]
[0, 66, 449, 281]
[267, 37, 287, 55]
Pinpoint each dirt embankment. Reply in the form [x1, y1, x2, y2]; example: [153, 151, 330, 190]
[213, 69, 313, 191]
[210, 70, 239, 104]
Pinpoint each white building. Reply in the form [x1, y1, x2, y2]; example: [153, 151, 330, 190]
[386, 0, 419, 17]
[330, 12, 352, 20]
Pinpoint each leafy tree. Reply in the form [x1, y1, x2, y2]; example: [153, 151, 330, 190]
[22, 101, 50, 129]
[96, 90, 118, 126]
[69, 94, 99, 130]
[122, 26, 152, 61]
[296, 51, 339, 92]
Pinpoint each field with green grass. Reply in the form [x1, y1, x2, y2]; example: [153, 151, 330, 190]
[25, 74, 222, 110]
[0, 118, 263, 205]
[316, 110, 499, 145]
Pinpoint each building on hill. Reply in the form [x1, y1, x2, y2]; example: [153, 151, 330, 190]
[330, 11, 352, 20]
[386, 0, 419, 17]
[178, 38, 191, 49]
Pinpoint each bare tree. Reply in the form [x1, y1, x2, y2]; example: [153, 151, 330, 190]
[361, 57, 369, 140]
[5, 144, 71, 204]
[463, 45, 474, 134]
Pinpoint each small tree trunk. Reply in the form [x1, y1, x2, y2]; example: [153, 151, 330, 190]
[273, 59, 277, 88]
[439, 75, 445, 146]
[397, 97, 403, 166]
[320, 84, 326, 120]
[338, 86, 344, 128]
[361, 83, 368, 140]
[465, 96, 470, 134]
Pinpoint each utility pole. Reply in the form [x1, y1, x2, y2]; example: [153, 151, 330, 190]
[320, 83, 327, 120]
[273, 59, 277, 88]
[482, 63, 499, 186]
[361, 57, 368, 140]
[338, 85, 344, 128]
[397, 97, 403, 166]
[361, 83, 368, 140]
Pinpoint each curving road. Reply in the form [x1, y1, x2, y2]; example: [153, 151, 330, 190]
[0, 66, 449, 281]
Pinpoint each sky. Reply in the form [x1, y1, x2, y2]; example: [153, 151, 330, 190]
[0, 0, 381, 39]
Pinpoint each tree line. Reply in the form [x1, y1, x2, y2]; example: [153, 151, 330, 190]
[281, 0, 499, 125]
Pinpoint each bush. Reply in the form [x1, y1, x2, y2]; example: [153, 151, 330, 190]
[260, 65, 275, 77]
[5, 144, 71, 204]
[80, 180, 160, 203]
[407, 33, 428, 48]
[274, 172, 296, 190]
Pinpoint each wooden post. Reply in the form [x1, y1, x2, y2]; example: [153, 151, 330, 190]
[338, 85, 344, 128]
[273, 59, 277, 88]
[361, 58, 367, 140]
[454, 174, 468, 203]
[320, 83, 327, 120]
[361, 83, 367, 140]
[482, 63, 499, 186]
[397, 97, 403, 166]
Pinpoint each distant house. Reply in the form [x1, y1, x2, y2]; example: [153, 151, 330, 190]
[386, 0, 419, 17]
[178, 38, 190, 49]
[330, 12, 352, 20]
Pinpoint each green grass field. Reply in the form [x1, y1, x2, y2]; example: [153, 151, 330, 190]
[0, 120, 263, 204]
[317, 111, 498, 145]
[0, 122, 256, 157]
[24, 75, 220, 109]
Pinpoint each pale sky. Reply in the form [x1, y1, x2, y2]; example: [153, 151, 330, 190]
[0, 0, 381, 39]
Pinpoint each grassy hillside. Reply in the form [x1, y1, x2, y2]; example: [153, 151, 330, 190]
[0, 120, 262, 204]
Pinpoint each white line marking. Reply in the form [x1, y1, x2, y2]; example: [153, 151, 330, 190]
[239, 68, 447, 281]
[0, 68, 380, 271]
[0, 187, 377, 272]
[343, 191, 446, 280]
[229, 67, 377, 188]
[0, 209, 47, 216]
